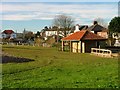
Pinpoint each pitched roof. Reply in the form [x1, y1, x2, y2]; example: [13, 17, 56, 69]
[87, 24, 107, 32]
[62, 30, 86, 41]
[2, 30, 14, 34]
[62, 30, 107, 41]
[82, 31, 107, 40]
[79, 25, 88, 30]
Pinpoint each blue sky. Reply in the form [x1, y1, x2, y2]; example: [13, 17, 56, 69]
[1, 0, 120, 2]
[0, 1, 118, 33]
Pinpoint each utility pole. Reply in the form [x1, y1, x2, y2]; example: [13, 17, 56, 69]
[57, 26, 60, 44]
[23, 28, 26, 39]
[57, 27, 58, 44]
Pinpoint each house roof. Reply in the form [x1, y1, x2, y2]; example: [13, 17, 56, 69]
[62, 30, 86, 41]
[62, 30, 107, 41]
[82, 31, 107, 40]
[2, 30, 14, 34]
[87, 24, 107, 32]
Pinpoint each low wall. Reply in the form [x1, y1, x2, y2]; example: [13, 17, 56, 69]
[91, 48, 112, 58]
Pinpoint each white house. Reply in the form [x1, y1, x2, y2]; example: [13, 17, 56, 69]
[45, 30, 57, 37]
[1, 30, 16, 39]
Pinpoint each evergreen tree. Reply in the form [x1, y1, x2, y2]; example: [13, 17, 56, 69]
[108, 17, 120, 33]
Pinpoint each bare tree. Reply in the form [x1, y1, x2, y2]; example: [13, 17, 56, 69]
[53, 14, 74, 37]
[95, 18, 108, 28]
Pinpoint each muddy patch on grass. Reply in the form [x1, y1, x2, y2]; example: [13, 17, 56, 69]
[1, 53, 34, 64]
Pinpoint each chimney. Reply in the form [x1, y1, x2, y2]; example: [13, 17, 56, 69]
[74, 24, 80, 32]
[93, 21, 98, 25]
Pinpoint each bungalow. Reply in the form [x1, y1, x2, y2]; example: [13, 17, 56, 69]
[61, 30, 107, 53]
[1, 30, 16, 39]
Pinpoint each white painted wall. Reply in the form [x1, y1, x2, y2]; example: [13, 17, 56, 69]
[1, 33, 16, 39]
[45, 31, 57, 36]
[11, 33, 16, 38]
[72, 42, 77, 53]
[78, 41, 81, 53]
[82, 42, 85, 53]
[74, 24, 80, 33]
[1, 33, 6, 38]
[97, 32, 108, 38]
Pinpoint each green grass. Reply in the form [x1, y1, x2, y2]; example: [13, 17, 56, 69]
[2, 45, 119, 88]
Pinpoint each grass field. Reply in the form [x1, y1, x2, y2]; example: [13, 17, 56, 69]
[1, 45, 119, 88]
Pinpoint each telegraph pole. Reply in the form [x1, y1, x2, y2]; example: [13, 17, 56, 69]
[57, 26, 60, 44]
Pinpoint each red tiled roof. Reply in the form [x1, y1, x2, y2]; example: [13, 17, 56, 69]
[62, 30, 86, 41]
[62, 30, 106, 41]
[82, 31, 106, 40]
[2, 30, 14, 34]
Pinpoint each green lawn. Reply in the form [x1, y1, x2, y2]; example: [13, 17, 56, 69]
[1, 45, 119, 88]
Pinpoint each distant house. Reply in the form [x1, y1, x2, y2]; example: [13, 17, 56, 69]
[73, 21, 108, 39]
[40, 26, 58, 40]
[61, 30, 107, 53]
[1, 30, 16, 39]
[41, 26, 68, 40]
[87, 21, 108, 38]
[45, 30, 58, 37]
[16, 33, 23, 39]
[74, 24, 88, 33]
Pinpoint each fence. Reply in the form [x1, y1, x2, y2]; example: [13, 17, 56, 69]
[91, 48, 112, 57]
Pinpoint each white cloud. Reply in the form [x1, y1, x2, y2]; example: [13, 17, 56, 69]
[2, 14, 37, 20]
[1, 2, 118, 24]
[2, 3, 43, 12]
